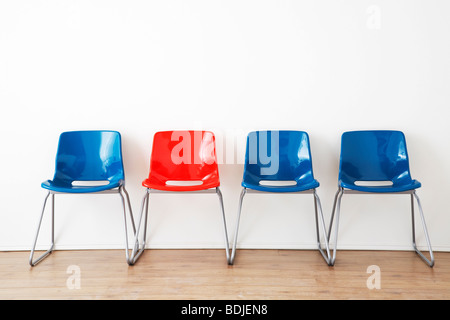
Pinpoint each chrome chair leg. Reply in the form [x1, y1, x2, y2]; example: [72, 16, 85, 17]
[128, 189, 150, 265]
[29, 192, 55, 266]
[313, 190, 332, 265]
[328, 188, 344, 266]
[216, 187, 231, 264]
[229, 188, 247, 265]
[121, 186, 136, 234]
[411, 191, 434, 267]
[118, 186, 137, 265]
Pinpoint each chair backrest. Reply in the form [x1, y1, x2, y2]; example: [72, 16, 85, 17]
[53, 131, 124, 183]
[242, 130, 316, 184]
[339, 130, 413, 184]
[148, 130, 220, 184]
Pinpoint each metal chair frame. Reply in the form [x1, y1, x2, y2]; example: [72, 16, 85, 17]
[128, 187, 230, 265]
[230, 187, 331, 266]
[29, 186, 136, 266]
[328, 187, 434, 267]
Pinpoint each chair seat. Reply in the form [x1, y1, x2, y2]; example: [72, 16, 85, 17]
[41, 179, 122, 193]
[339, 179, 421, 193]
[242, 179, 320, 193]
[142, 178, 219, 192]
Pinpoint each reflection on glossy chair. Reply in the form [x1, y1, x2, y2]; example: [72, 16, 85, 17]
[29, 130, 136, 266]
[328, 130, 434, 267]
[128, 130, 230, 265]
[230, 130, 331, 265]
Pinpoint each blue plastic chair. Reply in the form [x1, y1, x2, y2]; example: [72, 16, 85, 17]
[30, 131, 136, 266]
[328, 130, 434, 267]
[230, 131, 331, 265]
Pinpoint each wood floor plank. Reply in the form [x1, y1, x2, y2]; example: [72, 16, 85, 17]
[0, 249, 449, 300]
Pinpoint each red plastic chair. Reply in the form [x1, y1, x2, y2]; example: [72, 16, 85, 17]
[129, 131, 230, 264]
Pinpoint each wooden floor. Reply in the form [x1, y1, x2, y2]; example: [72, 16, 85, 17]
[0, 249, 449, 300]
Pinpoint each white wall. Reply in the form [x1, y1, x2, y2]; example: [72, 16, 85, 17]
[1, 0, 450, 252]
